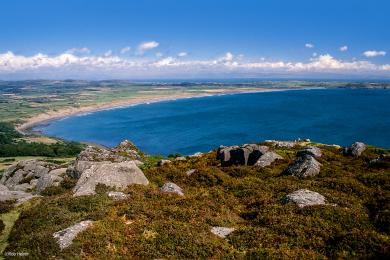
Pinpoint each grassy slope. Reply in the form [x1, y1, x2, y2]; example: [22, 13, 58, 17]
[3, 144, 389, 259]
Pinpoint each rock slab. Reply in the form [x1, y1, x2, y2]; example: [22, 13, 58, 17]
[283, 155, 321, 178]
[53, 220, 93, 249]
[255, 151, 283, 167]
[343, 142, 366, 157]
[282, 189, 326, 208]
[73, 161, 149, 197]
[211, 227, 235, 238]
[160, 182, 184, 196]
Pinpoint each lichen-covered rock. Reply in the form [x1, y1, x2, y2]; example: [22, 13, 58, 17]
[175, 156, 186, 161]
[217, 144, 269, 166]
[67, 142, 143, 179]
[283, 155, 321, 178]
[282, 189, 326, 208]
[210, 227, 235, 238]
[297, 146, 322, 158]
[160, 182, 184, 196]
[73, 161, 149, 197]
[36, 174, 63, 193]
[255, 151, 283, 167]
[0, 185, 38, 205]
[107, 191, 130, 200]
[343, 142, 366, 157]
[0, 160, 61, 191]
[53, 220, 93, 250]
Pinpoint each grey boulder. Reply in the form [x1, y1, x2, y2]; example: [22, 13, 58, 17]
[297, 146, 322, 158]
[282, 189, 326, 208]
[210, 227, 235, 238]
[217, 144, 269, 166]
[157, 159, 171, 166]
[343, 142, 366, 157]
[53, 220, 93, 250]
[73, 161, 149, 197]
[160, 182, 184, 196]
[0, 184, 38, 205]
[255, 151, 283, 167]
[283, 155, 321, 178]
[107, 191, 130, 200]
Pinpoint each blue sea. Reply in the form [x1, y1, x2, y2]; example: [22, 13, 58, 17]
[34, 88, 390, 155]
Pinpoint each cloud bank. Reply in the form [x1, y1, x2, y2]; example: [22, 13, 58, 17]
[0, 51, 389, 79]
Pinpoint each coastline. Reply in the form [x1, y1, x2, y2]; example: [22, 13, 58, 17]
[17, 87, 293, 134]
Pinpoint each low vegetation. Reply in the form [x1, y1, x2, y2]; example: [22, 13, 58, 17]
[0, 122, 84, 158]
[3, 143, 389, 259]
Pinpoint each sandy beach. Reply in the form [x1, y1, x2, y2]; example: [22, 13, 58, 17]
[16, 87, 282, 133]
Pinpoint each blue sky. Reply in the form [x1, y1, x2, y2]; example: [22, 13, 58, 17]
[0, 0, 389, 79]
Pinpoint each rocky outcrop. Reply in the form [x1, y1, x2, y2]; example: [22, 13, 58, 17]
[186, 169, 196, 176]
[73, 161, 149, 197]
[217, 144, 269, 166]
[210, 227, 235, 238]
[297, 146, 322, 158]
[265, 140, 297, 148]
[254, 151, 283, 167]
[160, 182, 184, 196]
[283, 154, 321, 178]
[53, 220, 93, 250]
[282, 189, 326, 208]
[0, 184, 38, 205]
[67, 142, 143, 179]
[0, 160, 66, 193]
[343, 142, 366, 157]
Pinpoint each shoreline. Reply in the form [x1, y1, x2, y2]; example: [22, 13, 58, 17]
[17, 87, 290, 134]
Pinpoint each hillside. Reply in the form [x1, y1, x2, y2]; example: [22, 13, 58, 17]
[0, 138, 389, 259]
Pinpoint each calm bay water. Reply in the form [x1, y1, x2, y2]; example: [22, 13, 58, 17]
[34, 88, 390, 155]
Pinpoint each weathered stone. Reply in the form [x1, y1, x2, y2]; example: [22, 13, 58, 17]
[73, 161, 149, 197]
[0, 186, 38, 205]
[53, 220, 93, 250]
[175, 156, 186, 161]
[111, 139, 142, 160]
[255, 151, 283, 167]
[186, 169, 196, 176]
[36, 174, 63, 193]
[0, 160, 57, 190]
[282, 189, 326, 208]
[217, 144, 269, 166]
[283, 155, 321, 178]
[343, 142, 366, 157]
[297, 146, 322, 158]
[210, 227, 235, 238]
[107, 191, 129, 200]
[160, 182, 184, 196]
[157, 159, 171, 166]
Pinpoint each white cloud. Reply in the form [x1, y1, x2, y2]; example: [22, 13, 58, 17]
[305, 43, 314, 48]
[312, 52, 318, 57]
[178, 52, 188, 57]
[104, 50, 113, 57]
[138, 41, 159, 53]
[339, 46, 348, 52]
[120, 46, 131, 54]
[66, 47, 90, 55]
[0, 51, 389, 78]
[363, 50, 386, 57]
[155, 52, 163, 57]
